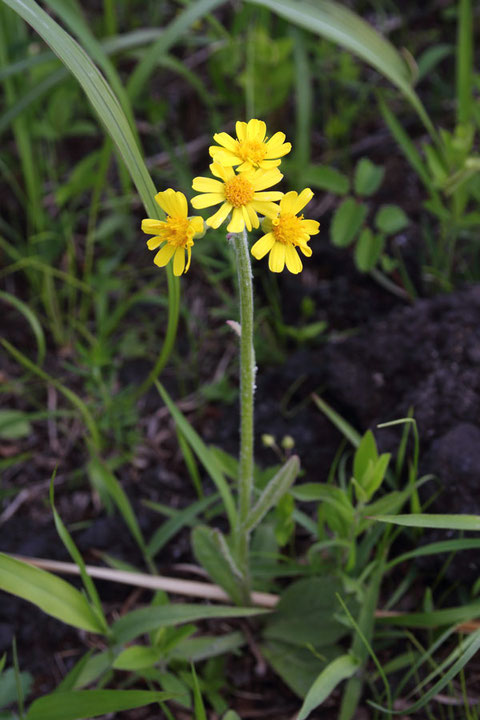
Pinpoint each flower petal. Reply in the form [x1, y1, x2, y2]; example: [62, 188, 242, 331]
[173, 246, 186, 276]
[212, 132, 238, 151]
[251, 168, 283, 191]
[227, 207, 245, 233]
[298, 243, 313, 257]
[246, 119, 266, 142]
[147, 236, 164, 250]
[209, 148, 239, 166]
[242, 205, 252, 232]
[285, 244, 303, 274]
[192, 176, 224, 193]
[185, 246, 192, 273]
[251, 232, 275, 259]
[246, 203, 259, 229]
[236, 121, 247, 141]
[279, 191, 299, 214]
[291, 188, 314, 215]
[253, 191, 284, 202]
[268, 242, 286, 273]
[210, 162, 235, 182]
[250, 200, 281, 219]
[206, 202, 232, 229]
[190, 216, 204, 235]
[301, 219, 320, 235]
[154, 243, 175, 267]
[191, 193, 224, 209]
[155, 189, 178, 216]
[172, 191, 188, 217]
[142, 219, 165, 235]
[265, 132, 291, 158]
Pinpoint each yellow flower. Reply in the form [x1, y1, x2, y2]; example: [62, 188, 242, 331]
[141, 189, 204, 276]
[191, 163, 283, 233]
[209, 119, 291, 171]
[251, 189, 319, 274]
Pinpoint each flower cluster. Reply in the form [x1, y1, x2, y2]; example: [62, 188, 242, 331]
[141, 119, 319, 275]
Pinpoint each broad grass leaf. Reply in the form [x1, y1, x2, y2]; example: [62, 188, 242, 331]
[0, 410, 31, 440]
[191, 526, 247, 606]
[246, 0, 434, 135]
[0, 554, 103, 633]
[113, 646, 163, 671]
[262, 640, 342, 698]
[157, 382, 237, 531]
[87, 456, 147, 556]
[25, 690, 173, 720]
[111, 604, 266, 645]
[298, 654, 360, 720]
[263, 577, 354, 648]
[374, 513, 480, 531]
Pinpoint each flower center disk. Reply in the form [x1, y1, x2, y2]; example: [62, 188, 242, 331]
[238, 140, 267, 166]
[164, 216, 191, 246]
[224, 175, 255, 208]
[273, 214, 303, 244]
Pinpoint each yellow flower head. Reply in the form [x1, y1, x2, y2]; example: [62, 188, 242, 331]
[251, 189, 319, 274]
[141, 189, 204, 276]
[209, 119, 291, 171]
[191, 163, 283, 234]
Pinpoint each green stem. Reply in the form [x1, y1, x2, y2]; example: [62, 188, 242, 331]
[233, 227, 256, 596]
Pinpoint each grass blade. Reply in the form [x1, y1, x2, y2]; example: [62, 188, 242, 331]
[246, 0, 435, 136]
[374, 513, 480, 531]
[25, 690, 173, 720]
[0, 554, 104, 634]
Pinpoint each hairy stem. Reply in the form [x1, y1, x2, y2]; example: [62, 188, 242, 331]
[233, 227, 256, 600]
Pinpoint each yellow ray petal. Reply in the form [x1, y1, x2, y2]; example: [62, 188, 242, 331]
[250, 200, 281, 218]
[236, 121, 247, 141]
[142, 219, 165, 235]
[279, 191, 299, 214]
[246, 119, 266, 142]
[147, 236, 164, 250]
[285, 244, 303, 274]
[301, 219, 320, 235]
[209, 148, 239, 166]
[206, 201, 232, 229]
[251, 232, 275, 259]
[191, 193, 224, 209]
[241, 206, 252, 232]
[253, 191, 284, 202]
[170, 191, 188, 218]
[251, 169, 283, 191]
[190, 216, 204, 235]
[173, 246, 186, 276]
[192, 176, 224, 193]
[154, 189, 178, 216]
[246, 203, 259, 229]
[210, 162, 235, 182]
[212, 132, 238, 151]
[268, 242, 286, 273]
[227, 207, 245, 233]
[291, 188, 314, 215]
[154, 243, 175, 267]
[185, 246, 192, 273]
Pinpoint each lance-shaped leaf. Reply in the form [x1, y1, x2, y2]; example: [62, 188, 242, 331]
[0, 554, 104, 634]
[244, 456, 300, 533]
[191, 526, 247, 606]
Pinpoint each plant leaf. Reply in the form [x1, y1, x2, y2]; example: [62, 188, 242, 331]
[25, 690, 173, 720]
[0, 554, 104, 634]
[298, 654, 360, 719]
